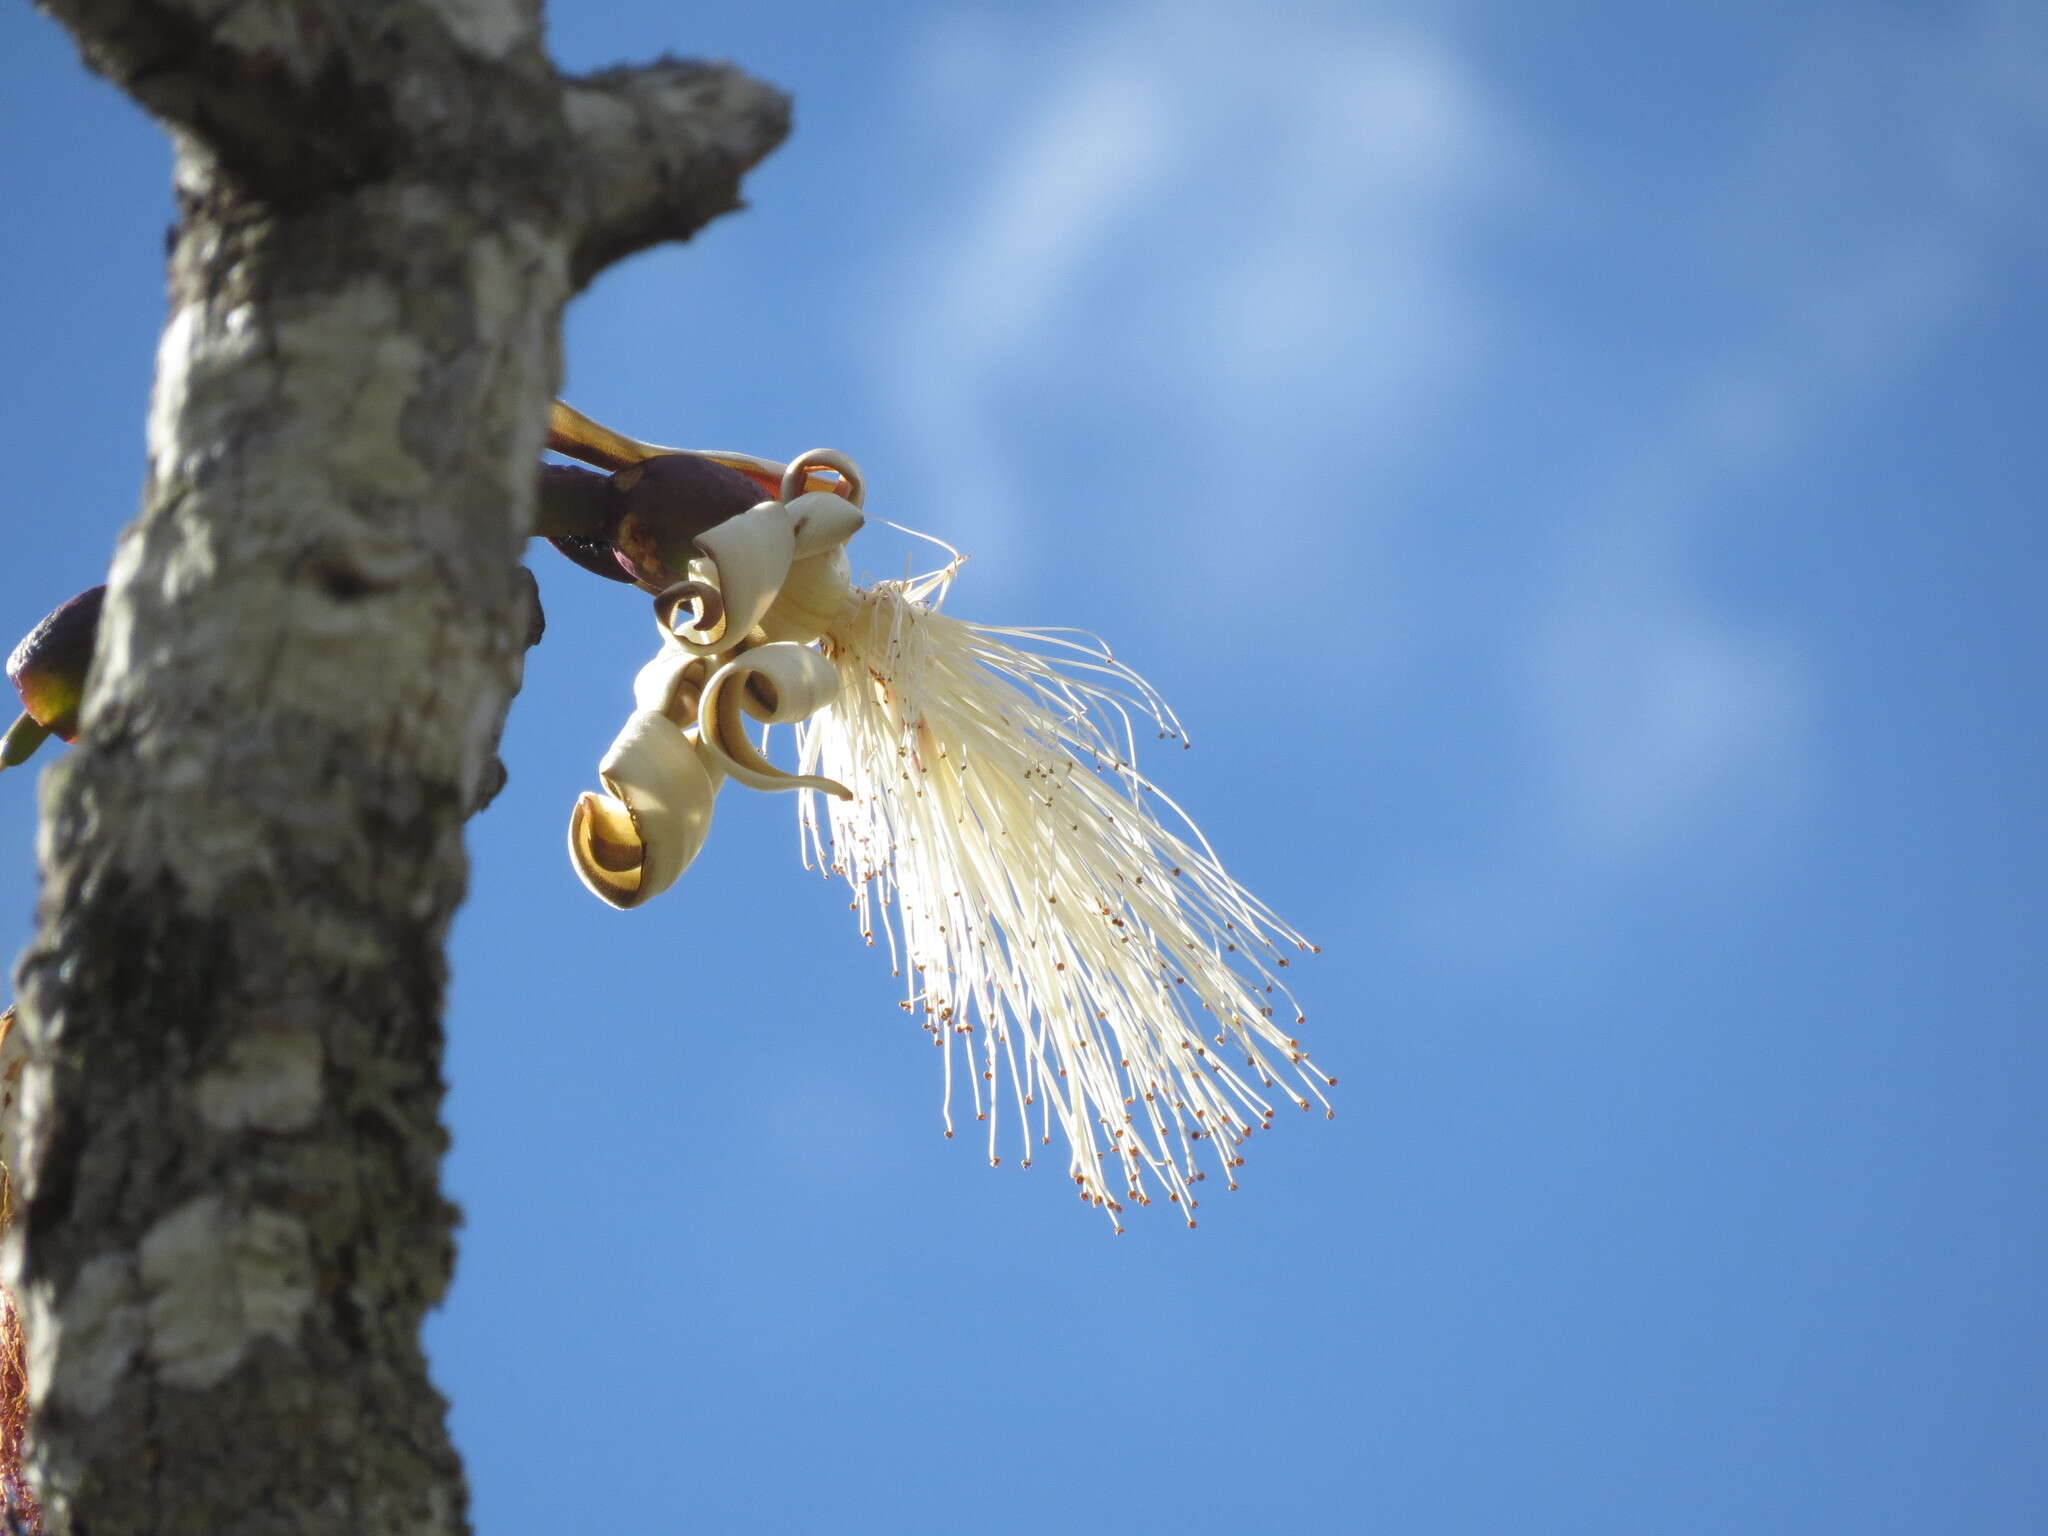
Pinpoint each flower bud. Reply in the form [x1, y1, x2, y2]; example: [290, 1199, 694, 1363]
[5, 585, 104, 755]
[611, 454, 766, 589]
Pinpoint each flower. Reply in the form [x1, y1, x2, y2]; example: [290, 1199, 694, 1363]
[561, 423, 1329, 1229]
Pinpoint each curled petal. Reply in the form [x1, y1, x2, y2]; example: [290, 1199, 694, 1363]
[663, 501, 795, 656]
[698, 643, 852, 798]
[568, 711, 723, 908]
[690, 449, 867, 506]
[778, 449, 865, 508]
[785, 491, 865, 559]
[759, 549, 856, 646]
[713, 641, 841, 725]
[652, 580, 724, 654]
[633, 646, 711, 721]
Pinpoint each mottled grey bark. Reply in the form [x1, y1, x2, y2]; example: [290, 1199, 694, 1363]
[4, 1, 787, 1531]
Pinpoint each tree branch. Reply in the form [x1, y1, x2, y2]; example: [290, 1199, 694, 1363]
[13, 3, 789, 1529]
[41, 0, 412, 201]
[561, 59, 791, 289]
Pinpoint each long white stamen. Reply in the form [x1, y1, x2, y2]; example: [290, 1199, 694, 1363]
[798, 548, 1326, 1222]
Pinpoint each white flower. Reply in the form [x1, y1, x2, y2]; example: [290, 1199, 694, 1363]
[565, 441, 1329, 1229]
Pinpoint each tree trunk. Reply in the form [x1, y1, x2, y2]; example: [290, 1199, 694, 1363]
[4, 3, 786, 1530]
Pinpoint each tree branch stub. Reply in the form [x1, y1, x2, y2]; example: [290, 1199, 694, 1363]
[563, 59, 792, 288]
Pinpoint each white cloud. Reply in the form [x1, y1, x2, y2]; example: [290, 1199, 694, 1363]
[879, 41, 1177, 573]
[1522, 0, 2042, 864]
[1530, 531, 1811, 861]
[871, 0, 1516, 591]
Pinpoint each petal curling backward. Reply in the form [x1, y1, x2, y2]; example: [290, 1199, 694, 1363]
[697, 642, 851, 798]
[665, 501, 796, 656]
[568, 711, 723, 909]
[786, 492, 865, 560]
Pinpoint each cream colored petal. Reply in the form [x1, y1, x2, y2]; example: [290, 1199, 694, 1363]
[759, 549, 856, 645]
[568, 711, 723, 908]
[664, 500, 796, 657]
[785, 491, 865, 559]
[633, 646, 709, 721]
[652, 580, 723, 655]
[698, 643, 852, 798]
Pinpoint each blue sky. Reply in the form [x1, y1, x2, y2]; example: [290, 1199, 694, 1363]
[3, 0, 2044, 1531]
